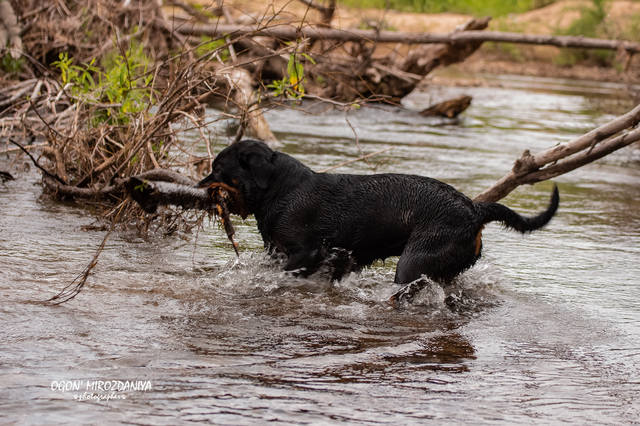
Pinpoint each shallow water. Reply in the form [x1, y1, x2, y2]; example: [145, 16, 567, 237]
[1, 75, 639, 424]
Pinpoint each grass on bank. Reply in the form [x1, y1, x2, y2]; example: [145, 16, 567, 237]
[338, 0, 556, 17]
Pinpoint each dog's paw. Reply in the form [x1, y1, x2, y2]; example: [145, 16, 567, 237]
[388, 281, 426, 308]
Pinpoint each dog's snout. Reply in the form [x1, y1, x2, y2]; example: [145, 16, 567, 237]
[196, 171, 219, 188]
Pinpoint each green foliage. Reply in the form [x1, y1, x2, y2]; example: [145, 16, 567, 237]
[52, 42, 153, 126]
[133, 181, 148, 192]
[563, 0, 607, 37]
[1, 54, 25, 75]
[52, 52, 99, 95]
[195, 36, 230, 60]
[267, 51, 315, 99]
[339, 0, 555, 16]
[191, 3, 220, 19]
[628, 12, 640, 42]
[554, 0, 613, 66]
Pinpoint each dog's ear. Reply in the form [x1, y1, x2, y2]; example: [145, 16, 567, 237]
[238, 144, 275, 190]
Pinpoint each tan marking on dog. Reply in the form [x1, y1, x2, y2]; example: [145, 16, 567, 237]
[474, 226, 484, 256]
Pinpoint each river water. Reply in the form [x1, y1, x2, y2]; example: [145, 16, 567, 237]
[1, 74, 639, 424]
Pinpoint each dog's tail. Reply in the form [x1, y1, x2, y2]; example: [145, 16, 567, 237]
[476, 185, 559, 233]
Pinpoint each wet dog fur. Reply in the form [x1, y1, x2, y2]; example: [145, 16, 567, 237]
[198, 139, 559, 300]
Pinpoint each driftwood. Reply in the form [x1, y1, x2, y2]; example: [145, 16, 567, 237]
[225, 68, 277, 143]
[398, 18, 491, 76]
[177, 22, 640, 54]
[321, 17, 490, 102]
[41, 169, 194, 200]
[475, 103, 640, 203]
[178, 17, 491, 102]
[420, 95, 472, 118]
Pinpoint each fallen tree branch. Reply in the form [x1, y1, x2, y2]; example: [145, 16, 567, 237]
[42, 169, 195, 200]
[301, 17, 490, 101]
[125, 177, 212, 213]
[124, 178, 242, 254]
[530, 103, 640, 166]
[474, 103, 640, 203]
[176, 23, 640, 53]
[519, 127, 640, 184]
[420, 95, 472, 118]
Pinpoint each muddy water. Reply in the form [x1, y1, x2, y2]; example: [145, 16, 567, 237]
[1, 75, 639, 424]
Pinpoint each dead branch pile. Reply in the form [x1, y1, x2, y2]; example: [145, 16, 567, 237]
[17, 0, 173, 70]
[174, 7, 490, 104]
[0, 0, 242, 231]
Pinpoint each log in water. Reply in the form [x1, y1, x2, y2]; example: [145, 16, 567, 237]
[125, 177, 215, 214]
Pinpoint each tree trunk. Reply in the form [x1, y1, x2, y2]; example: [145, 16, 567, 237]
[225, 68, 278, 144]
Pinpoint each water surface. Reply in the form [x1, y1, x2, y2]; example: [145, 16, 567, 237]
[1, 74, 639, 424]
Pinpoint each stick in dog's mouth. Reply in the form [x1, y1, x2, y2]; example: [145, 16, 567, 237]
[205, 182, 249, 257]
[204, 182, 248, 218]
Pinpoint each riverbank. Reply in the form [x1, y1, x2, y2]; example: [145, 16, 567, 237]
[219, 0, 640, 85]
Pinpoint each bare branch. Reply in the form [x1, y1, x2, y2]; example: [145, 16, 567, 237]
[297, 0, 336, 26]
[176, 23, 640, 53]
[474, 104, 640, 203]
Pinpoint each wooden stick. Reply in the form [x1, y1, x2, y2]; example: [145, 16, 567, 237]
[176, 22, 640, 53]
[474, 104, 640, 203]
[520, 127, 640, 184]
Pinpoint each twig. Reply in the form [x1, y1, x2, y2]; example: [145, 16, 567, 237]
[0, 142, 47, 155]
[7, 138, 66, 184]
[42, 200, 128, 305]
[320, 147, 393, 172]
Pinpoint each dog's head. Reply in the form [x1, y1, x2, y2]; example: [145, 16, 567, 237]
[197, 139, 276, 216]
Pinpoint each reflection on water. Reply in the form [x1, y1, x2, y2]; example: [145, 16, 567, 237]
[1, 75, 639, 424]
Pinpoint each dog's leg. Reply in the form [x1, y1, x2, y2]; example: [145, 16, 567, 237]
[284, 248, 324, 277]
[389, 279, 429, 307]
[389, 250, 435, 307]
[389, 231, 476, 307]
[328, 248, 355, 282]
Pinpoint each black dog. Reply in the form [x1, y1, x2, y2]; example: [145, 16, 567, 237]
[198, 139, 558, 302]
